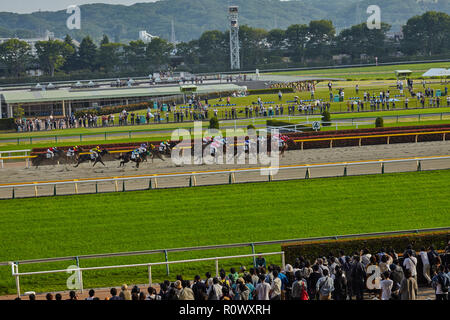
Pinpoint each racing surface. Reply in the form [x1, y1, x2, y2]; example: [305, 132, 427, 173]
[1, 140, 450, 199]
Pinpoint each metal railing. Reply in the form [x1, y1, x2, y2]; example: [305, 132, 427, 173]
[1, 155, 450, 199]
[5, 226, 449, 297]
[9, 251, 285, 297]
[0, 149, 31, 168]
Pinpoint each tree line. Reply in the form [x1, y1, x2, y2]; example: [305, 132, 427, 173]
[0, 11, 449, 79]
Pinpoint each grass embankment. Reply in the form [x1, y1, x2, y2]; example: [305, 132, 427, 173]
[0, 170, 449, 295]
[271, 62, 450, 80]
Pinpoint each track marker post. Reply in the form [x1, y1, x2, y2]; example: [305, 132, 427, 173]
[343, 166, 348, 177]
[53, 185, 57, 196]
[12, 188, 15, 199]
[34, 183, 38, 197]
[305, 168, 311, 179]
[122, 180, 126, 192]
[417, 161, 422, 172]
[381, 162, 385, 174]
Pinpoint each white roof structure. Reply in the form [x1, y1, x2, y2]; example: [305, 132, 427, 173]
[422, 68, 450, 77]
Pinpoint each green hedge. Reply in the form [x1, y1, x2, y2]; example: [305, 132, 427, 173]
[282, 231, 450, 263]
[0, 118, 15, 130]
[248, 87, 294, 95]
[267, 119, 314, 132]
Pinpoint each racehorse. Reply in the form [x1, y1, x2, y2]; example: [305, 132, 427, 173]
[117, 150, 148, 168]
[31, 149, 63, 168]
[74, 149, 109, 167]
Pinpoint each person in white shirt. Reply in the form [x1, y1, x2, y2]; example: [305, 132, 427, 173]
[419, 247, 432, 285]
[255, 275, 271, 300]
[403, 252, 418, 280]
[269, 270, 282, 300]
[380, 271, 393, 300]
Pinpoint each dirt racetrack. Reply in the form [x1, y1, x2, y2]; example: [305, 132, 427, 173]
[1, 140, 450, 199]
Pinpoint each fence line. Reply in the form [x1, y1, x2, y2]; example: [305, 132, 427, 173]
[9, 251, 285, 297]
[1, 154, 450, 198]
[4, 109, 450, 145]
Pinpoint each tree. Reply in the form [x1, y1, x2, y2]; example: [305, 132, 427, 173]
[146, 38, 173, 70]
[285, 24, 309, 63]
[209, 116, 219, 129]
[78, 36, 98, 71]
[238, 25, 269, 69]
[98, 42, 123, 73]
[35, 40, 74, 77]
[336, 23, 391, 61]
[124, 40, 148, 72]
[402, 11, 450, 56]
[305, 20, 336, 60]
[61, 34, 78, 73]
[0, 39, 31, 77]
[198, 30, 228, 69]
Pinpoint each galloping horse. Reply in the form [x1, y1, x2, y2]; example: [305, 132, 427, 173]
[117, 149, 148, 168]
[31, 149, 63, 168]
[74, 149, 109, 167]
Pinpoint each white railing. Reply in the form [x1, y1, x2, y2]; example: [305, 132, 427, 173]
[9, 251, 285, 297]
[1, 155, 449, 198]
[0, 149, 31, 168]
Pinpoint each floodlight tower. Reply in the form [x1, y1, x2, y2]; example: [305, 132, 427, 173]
[228, 6, 240, 70]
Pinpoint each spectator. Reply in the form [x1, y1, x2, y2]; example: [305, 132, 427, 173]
[192, 275, 207, 300]
[399, 269, 418, 300]
[255, 274, 271, 300]
[29, 294, 36, 301]
[316, 269, 334, 300]
[55, 293, 62, 301]
[46, 293, 53, 301]
[269, 270, 282, 300]
[179, 280, 195, 300]
[255, 255, 267, 269]
[207, 277, 222, 300]
[431, 265, 449, 301]
[332, 265, 347, 300]
[109, 287, 122, 300]
[307, 264, 322, 299]
[119, 284, 131, 300]
[350, 255, 367, 300]
[403, 252, 418, 281]
[420, 247, 432, 285]
[380, 271, 393, 300]
[68, 290, 78, 300]
[291, 271, 308, 300]
[146, 287, 161, 300]
[85, 289, 96, 300]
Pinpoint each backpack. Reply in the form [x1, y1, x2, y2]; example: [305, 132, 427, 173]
[300, 282, 309, 300]
[437, 274, 449, 293]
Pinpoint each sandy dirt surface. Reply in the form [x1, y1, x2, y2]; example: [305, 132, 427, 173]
[1, 140, 450, 198]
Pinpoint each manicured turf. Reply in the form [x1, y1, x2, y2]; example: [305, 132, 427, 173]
[271, 62, 450, 80]
[0, 170, 449, 295]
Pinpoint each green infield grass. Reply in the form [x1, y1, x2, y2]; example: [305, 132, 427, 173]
[0, 170, 449, 295]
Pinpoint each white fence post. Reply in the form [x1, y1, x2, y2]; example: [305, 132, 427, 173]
[281, 252, 286, 270]
[215, 258, 219, 278]
[78, 269, 84, 293]
[148, 265, 152, 287]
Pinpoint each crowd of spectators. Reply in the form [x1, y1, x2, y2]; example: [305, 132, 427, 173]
[18, 242, 450, 301]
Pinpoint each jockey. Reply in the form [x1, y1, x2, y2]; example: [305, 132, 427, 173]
[138, 143, 147, 154]
[90, 146, 101, 159]
[159, 141, 166, 152]
[47, 147, 57, 158]
[67, 146, 76, 157]
[131, 148, 140, 159]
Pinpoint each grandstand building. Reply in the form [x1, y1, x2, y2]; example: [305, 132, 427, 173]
[0, 82, 246, 118]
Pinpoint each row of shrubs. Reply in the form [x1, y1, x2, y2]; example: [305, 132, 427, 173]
[74, 102, 153, 117]
[248, 87, 294, 95]
[282, 231, 449, 264]
[0, 118, 15, 130]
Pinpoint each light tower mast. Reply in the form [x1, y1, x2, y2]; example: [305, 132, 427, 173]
[228, 6, 240, 70]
